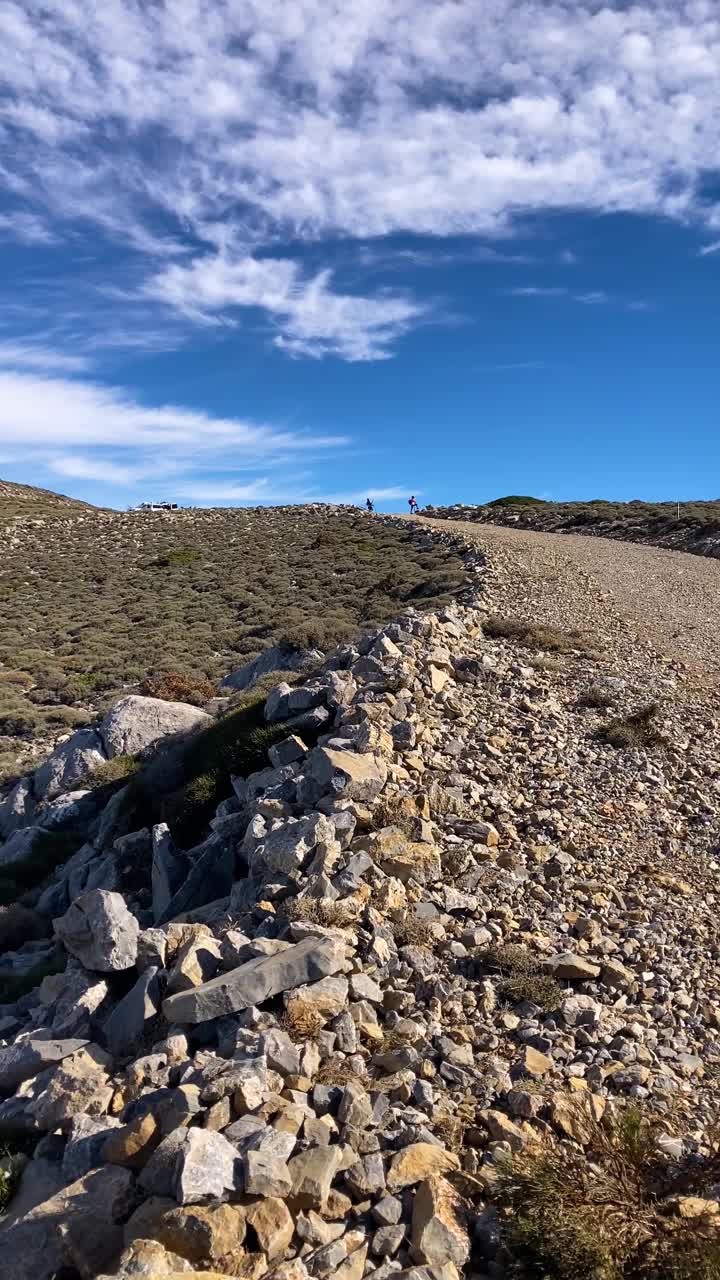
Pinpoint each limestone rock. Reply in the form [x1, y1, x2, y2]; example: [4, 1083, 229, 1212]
[99, 1237, 195, 1275]
[162, 937, 345, 1024]
[246, 1197, 294, 1260]
[34, 729, 107, 801]
[411, 1175, 469, 1268]
[174, 1128, 243, 1204]
[99, 694, 211, 759]
[0, 1036, 89, 1091]
[386, 1143, 460, 1190]
[546, 952, 601, 982]
[54, 889, 139, 971]
[31, 1044, 113, 1132]
[308, 747, 387, 803]
[155, 1203, 248, 1268]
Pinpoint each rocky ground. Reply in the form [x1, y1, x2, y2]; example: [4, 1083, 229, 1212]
[0, 514, 719, 1278]
[428, 499, 720, 561]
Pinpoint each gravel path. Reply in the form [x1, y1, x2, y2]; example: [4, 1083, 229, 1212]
[412, 516, 720, 691]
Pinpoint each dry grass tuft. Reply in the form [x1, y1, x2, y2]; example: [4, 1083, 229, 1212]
[140, 670, 218, 705]
[282, 1002, 326, 1041]
[283, 896, 355, 928]
[597, 703, 662, 751]
[392, 914, 435, 948]
[482, 942, 563, 1011]
[484, 615, 585, 654]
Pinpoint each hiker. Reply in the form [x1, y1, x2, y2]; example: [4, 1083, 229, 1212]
[366, 498, 374, 513]
[408, 495, 418, 514]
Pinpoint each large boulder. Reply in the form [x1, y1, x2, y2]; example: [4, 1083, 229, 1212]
[54, 889, 139, 971]
[34, 729, 107, 801]
[162, 936, 345, 1024]
[222, 645, 323, 692]
[99, 695, 212, 759]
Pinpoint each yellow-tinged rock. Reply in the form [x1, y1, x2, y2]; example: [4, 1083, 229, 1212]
[387, 1142, 460, 1190]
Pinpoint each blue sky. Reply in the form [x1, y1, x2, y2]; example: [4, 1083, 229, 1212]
[0, 1, 719, 510]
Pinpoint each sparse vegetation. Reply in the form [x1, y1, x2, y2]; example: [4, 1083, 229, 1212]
[392, 914, 435, 947]
[495, 1105, 720, 1279]
[597, 703, 662, 751]
[484, 615, 584, 653]
[483, 942, 563, 1010]
[0, 502, 468, 783]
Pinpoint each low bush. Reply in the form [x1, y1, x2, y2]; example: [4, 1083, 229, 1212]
[84, 753, 140, 793]
[483, 942, 563, 1011]
[597, 703, 662, 751]
[495, 1105, 720, 1279]
[487, 495, 547, 507]
[140, 670, 217, 705]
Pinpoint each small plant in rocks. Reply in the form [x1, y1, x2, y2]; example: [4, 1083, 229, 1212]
[483, 943, 563, 1011]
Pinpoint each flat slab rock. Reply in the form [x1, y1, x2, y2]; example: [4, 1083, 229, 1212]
[162, 936, 346, 1023]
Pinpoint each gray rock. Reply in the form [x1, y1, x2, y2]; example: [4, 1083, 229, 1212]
[0, 1036, 89, 1091]
[62, 1113, 121, 1181]
[0, 825, 44, 869]
[243, 1127, 295, 1197]
[138, 1128, 188, 1197]
[34, 729, 107, 801]
[158, 837, 234, 924]
[103, 966, 160, 1057]
[269, 735, 308, 767]
[54, 889, 139, 971]
[0, 1166, 135, 1280]
[99, 694, 211, 759]
[162, 936, 345, 1024]
[261, 813, 337, 876]
[0, 776, 35, 839]
[37, 789, 97, 831]
[259, 1027, 301, 1077]
[223, 646, 323, 693]
[307, 746, 387, 803]
[287, 1145, 343, 1210]
[151, 824, 187, 922]
[39, 969, 109, 1039]
[174, 1127, 243, 1204]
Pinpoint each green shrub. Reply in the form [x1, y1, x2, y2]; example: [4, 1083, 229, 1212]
[84, 753, 139, 792]
[494, 1106, 720, 1279]
[487, 495, 547, 506]
[152, 547, 202, 568]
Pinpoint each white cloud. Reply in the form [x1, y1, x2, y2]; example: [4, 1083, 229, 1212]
[49, 454, 141, 486]
[0, 210, 58, 244]
[0, 0, 717, 358]
[145, 253, 423, 360]
[699, 240, 720, 256]
[0, 368, 348, 499]
[0, 342, 90, 372]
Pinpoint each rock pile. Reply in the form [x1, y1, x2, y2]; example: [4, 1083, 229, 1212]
[1, 531, 720, 1278]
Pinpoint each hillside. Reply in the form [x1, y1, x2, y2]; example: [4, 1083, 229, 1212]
[0, 478, 99, 523]
[427, 498, 720, 559]
[0, 499, 470, 783]
[1, 513, 720, 1277]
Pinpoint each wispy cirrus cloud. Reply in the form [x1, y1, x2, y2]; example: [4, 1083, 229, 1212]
[0, 0, 717, 362]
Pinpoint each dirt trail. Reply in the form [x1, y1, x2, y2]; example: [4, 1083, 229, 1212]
[406, 515, 720, 689]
